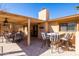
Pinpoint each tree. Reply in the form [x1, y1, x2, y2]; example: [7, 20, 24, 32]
[76, 6, 79, 10]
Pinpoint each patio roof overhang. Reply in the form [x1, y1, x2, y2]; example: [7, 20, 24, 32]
[48, 14, 79, 23]
[0, 11, 44, 46]
[0, 11, 44, 25]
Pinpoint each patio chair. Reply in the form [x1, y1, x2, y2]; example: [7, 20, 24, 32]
[14, 32, 21, 42]
[60, 33, 73, 51]
[50, 33, 60, 53]
[4, 32, 12, 43]
[41, 32, 50, 48]
[0, 33, 4, 43]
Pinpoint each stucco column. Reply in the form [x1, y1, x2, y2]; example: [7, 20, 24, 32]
[76, 23, 79, 52]
[76, 31, 79, 52]
[77, 22, 79, 31]
[27, 18, 31, 46]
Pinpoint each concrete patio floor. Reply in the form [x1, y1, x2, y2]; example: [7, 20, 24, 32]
[0, 37, 78, 56]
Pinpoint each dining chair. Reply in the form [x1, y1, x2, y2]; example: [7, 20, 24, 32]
[60, 33, 72, 51]
[0, 46, 3, 56]
[50, 33, 60, 53]
[4, 32, 10, 43]
[0, 34, 4, 43]
[41, 32, 49, 48]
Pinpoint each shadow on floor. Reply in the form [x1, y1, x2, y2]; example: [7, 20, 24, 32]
[17, 38, 49, 56]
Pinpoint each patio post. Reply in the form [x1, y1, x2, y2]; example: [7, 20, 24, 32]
[77, 22, 79, 31]
[76, 23, 79, 52]
[27, 18, 31, 46]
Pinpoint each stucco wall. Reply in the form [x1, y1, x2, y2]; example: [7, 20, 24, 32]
[38, 9, 49, 21]
[48, 22, 59, 32]
[76, 32, 79, 52]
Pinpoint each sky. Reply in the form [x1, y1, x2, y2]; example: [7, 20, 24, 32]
[0, 3, 79, 19]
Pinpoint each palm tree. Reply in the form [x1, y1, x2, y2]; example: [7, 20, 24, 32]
[76, 6, 79, 10]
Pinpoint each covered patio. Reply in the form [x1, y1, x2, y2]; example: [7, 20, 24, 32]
[0, 11, 43, 46]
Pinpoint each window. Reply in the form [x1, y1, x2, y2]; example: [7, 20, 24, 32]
[68, 22, 76, 31]
[59, 23, 68, 31]
[59, 22, 76, 31]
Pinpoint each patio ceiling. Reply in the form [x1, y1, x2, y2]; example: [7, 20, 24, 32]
[0, 11, 43, 25]
[48, 14, 79, 23]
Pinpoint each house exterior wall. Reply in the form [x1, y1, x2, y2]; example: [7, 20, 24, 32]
[47, 21, 78, 46]
[48, 22, 59, 32]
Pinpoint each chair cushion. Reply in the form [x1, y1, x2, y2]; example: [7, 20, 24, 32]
[61, 38, 68, 41]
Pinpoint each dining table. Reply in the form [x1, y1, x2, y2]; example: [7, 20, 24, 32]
[46, 32, 65, 40]
[47, 32, 65, 36]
